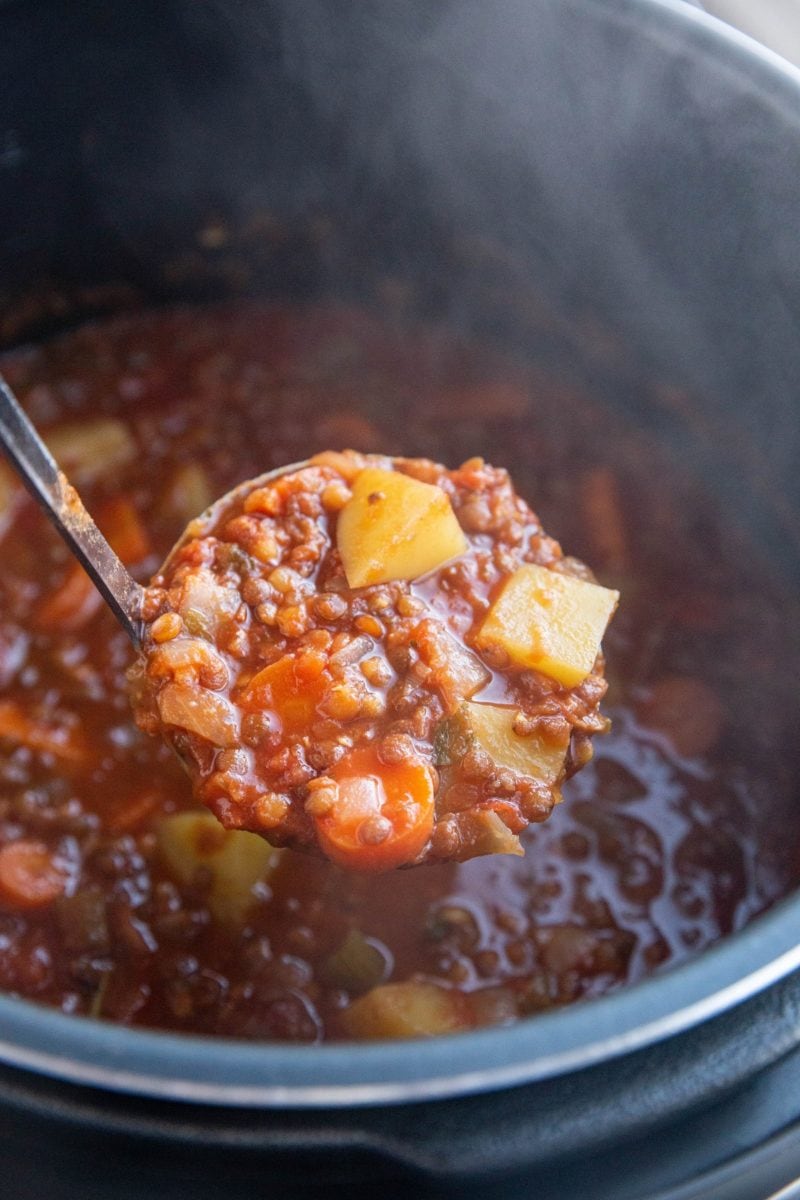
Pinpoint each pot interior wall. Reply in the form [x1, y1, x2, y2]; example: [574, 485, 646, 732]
[0, 0, 798, 1141]
[1, 0, 799, 571]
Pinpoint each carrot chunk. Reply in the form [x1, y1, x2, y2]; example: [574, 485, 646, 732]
[36, 496, 151, 631]
[580, 466, 629, 572]
[0, 699, 88, 764]
[36, 562, 102, 631]
[98, 496, 151, 565]
[311, 745, 435, 872]
[0, 840, 68, 910]
[241, 655, 327, 733]
[106, 789, 162, 834]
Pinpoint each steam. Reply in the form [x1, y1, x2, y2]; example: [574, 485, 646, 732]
[263, 0, 800, 555]
[80, 0, 800, 560]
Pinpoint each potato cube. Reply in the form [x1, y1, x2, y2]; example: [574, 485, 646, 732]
[456, 808, 524, 858]
[339, 981, 471, 1039]
[476, 564, 618, 686]
[45, 418, 136, 483]
[157, 810, 276, 925]
[462, 700, 568, 784]
[162, 462, 213, 526]
[337, 467, 467, 588]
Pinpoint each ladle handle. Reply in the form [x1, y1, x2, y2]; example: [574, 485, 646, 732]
[0, 375, 145, 646]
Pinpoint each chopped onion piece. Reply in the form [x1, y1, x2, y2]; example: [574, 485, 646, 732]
[414, 619, 490, 712]
[157, 682, 239, 747]
[179, 568, 240, 637]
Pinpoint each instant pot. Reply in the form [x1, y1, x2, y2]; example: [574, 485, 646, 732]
[1, 0, 799, 1196]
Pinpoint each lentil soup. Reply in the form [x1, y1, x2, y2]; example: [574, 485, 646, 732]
[0, 303, 796, 1040]
[130, 451, 617, 869]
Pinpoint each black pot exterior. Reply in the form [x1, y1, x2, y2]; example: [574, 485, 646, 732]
[3, 972, 800, 1199]
[0, 0, 800, 1195]
[5, 989, 786, 1200]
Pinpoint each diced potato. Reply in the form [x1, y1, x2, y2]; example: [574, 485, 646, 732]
[456, 809, 524, 859]
[157, 810, 276, 924]
[157, 682, 239, 747]
[461, 700, 568, 785]
[467, 985, 520, 1028]
[339, 981, 471, 1040]
[476, 564, 619, 686]
[337, 467, 467, 588]
[0, 699, 88, 765]
[45, 418, 136, 483]
[162, 462, 214, 526]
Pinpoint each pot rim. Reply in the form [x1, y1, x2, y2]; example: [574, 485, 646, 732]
[1, 891, 799, 1108]
[1, 0, 800, 1110]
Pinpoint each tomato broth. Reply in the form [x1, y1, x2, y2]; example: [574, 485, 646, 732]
[0, 302, 796, 1040]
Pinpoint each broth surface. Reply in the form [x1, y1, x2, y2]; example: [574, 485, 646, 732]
[0, 302, 797, 1039]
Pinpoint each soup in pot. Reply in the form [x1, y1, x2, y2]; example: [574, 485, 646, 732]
[0, 302, 796, 1040]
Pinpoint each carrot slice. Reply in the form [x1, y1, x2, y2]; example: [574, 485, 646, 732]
[312, 745, 435, 872]
[0, 699, 88, 765]
[0, 840, 67, 910]
[241, 655, 327, 733]
[35, 562, 102, 631]
[99, 496, 151, 565]
[580, 467, 629, 572]
[36, 496, 151, 631]
[106, 789, 162, 834]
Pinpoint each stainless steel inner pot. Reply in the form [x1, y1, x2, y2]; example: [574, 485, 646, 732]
[0, 0, 799, 1195]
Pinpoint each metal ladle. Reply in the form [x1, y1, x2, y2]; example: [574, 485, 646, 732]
[0, 373, 307, 648]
